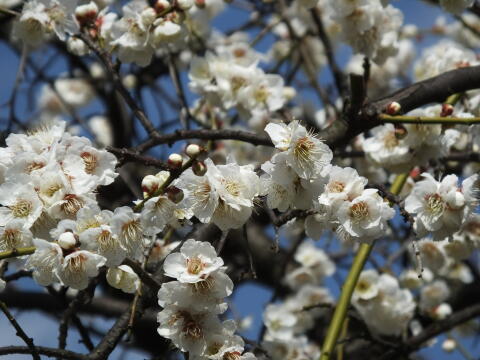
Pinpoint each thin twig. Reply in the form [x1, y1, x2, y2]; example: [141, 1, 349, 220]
[0, 301, 41, 360]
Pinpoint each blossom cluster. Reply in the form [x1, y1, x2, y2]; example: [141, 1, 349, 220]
[0, 120, 144, 291]
[157, 239, 255, 359]
[262, 120, 395, 244]
[13, 0, 224, 66]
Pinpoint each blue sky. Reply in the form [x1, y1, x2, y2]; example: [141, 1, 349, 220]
[0, 1, 476, 359]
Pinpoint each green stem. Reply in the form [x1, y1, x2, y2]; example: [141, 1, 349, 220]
[319, 173, 409, 360]
[0, 247, 36, 261]
[379, 114, 480, 125]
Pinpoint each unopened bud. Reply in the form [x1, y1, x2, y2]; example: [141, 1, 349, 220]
[176, 0, 193, 10]
[154, 0, 171, 13]
[194, 0, 206, 7]
[141, 7, 157, 26]
[142, 175, 161, 196]
[58, 232, 77, 250]
[75, 2, 98, 26]
[166, 186, 184, 203]
[442, 339, 456, 353]
[122, 74, 137, 89]
[192, 160, 207, 176]
[67, 37, 89, 56]
[385, 101, 401, 115]
[185, 143, 202, 158]
[168, 153, 183, 169]
[441, 103, 454, 117]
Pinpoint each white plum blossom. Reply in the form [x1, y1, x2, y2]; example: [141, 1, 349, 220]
[56, 250, 106, 289]
[176, 158, 260, 231]
[110, 206, 144, 259]
[25, 238, 63, 286]
[13, 0, 78, 46]
[0, 219, 33, 253]
[157, 305, 224, 355]
[265, 120, 332, 180]
[0, 178, 43, 229]
[163, 239, 223, 283]
[405, 173, 479, 240]
[337, 188, 395, 243]
[352, 270, 415, 336]
[158, 270, 233, 314]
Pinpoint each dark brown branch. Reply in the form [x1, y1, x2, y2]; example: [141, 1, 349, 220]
[136, 129, 273, 153]
[310, 8, 347, 97]
[0, 301, 41, 360]
[123, 258, 161, 292]
[107, 146, 171, 169]
[0, 346, 88, 360]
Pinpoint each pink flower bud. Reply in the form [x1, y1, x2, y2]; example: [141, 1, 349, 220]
[441, 103, 453, 117]
[385, 101, 401, 115]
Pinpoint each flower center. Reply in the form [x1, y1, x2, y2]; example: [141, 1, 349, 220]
[66, 253, 87, 273]
[383, 131, 399, 149]
[224, 352, 242, 360]
[26, 161, 45, 174]
[424, 193, 444, 216]
[231, 76, 246, 92]
[81, 152, 98, 174]
[223, 179, 241, 197]
[98, 230, 115, 251]
[349, 201, 369, 223]
[11, 199, 33, 218]
[254, 86, 269, 103]
[328, 181, 345, 193]
[293, 136, 315, 162]
[192, 276, 215, 294]
[187, 256, 204, 275]
[61, 194, 84, 216]
[1, 229, 21, 250]
[121, 219, 142, 247]
[183, 319, 203, 339]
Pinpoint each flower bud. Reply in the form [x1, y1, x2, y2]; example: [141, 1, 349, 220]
[155, 0, 171, 13]
[141, 7, 157, 27]
[122, 74, 137, 89]
[142, 175, 161, 197]
[192, 160, 207, 176]
[67, 37, 89, 56]
[176, 0, 193, 10]
[166, 186, 184, 203]
[185, 143, 202, 158]
[194, 0, 206, 8]
[106, 266, 140, 294]
[75, 2, 98, 26]
[442, 339, 456, 353]
[58, 232, 77, 250]
[385, 101, 401, 115]
[168, 153, 183, 169]
[283, 86, 296, 101]
[441, 103, 454, 117]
